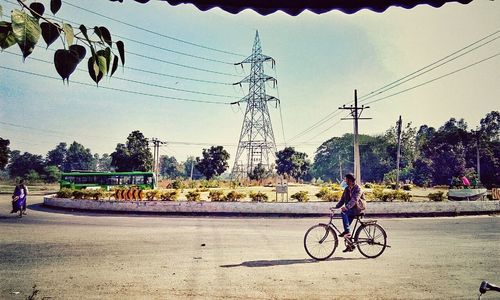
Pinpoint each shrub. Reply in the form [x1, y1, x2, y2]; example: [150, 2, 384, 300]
[145, 190, 161, 201]
[208, 190, 225, 202]
[291, 191, 309, 202]
[160, 190, 179, 201]
[89, 190, 105, 200]
[428, 191, 445, 202]
[200, 179, 220, 188]
[186, 191, 201, 201]
[172, 180, 184, 190]
[224, 191, 246, 202]
[331, 183, 342, 191]
[195, 188, 209, 192]
[249, 191, 268, 202]
[402, 184, 412, 191]
[372, 187, 385, 200]
[315, 187, 342, 201]
[392, 190, 412, 202]
[57, 188, 74, 198]
[364, 183, 373, 189]
[72, 190, 86, 199]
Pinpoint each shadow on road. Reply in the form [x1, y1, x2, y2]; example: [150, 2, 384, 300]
[220, 257, 364, 268]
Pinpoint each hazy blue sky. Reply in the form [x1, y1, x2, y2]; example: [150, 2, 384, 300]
[0, 0, 499, 167]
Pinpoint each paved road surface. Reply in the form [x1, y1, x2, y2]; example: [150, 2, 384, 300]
[0, 195, 499, 299]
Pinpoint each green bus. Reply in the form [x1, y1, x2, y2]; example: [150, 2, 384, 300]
[59, 172, 156, 191]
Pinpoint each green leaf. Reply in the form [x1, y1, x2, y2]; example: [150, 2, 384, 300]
[110, 55, 119, 77]
[11, 9, 41, 59]
[40, 22, 60, 48]
[0, 21, 16, 49]
[96, 54, 107, 75]
[99, 26, 112, 47]
[93, 26, 103, 43]
[88, 56, 103, 85]
[29, 2, 45, 19]
[50, 0, 62, 15]
[62, 23, 73, 46]
[116, 40, 125, 65]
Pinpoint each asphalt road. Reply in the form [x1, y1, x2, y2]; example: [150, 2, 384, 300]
[0, 195, 499, 300]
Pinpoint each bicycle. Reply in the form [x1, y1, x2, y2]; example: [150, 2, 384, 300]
[478, 281, 500, 299]
[304, 208, 389, 260]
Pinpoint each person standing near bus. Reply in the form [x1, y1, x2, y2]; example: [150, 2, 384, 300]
[11, 179, 28, 215]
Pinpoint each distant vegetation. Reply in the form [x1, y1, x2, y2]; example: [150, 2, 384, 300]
[1, 111, 498, 188]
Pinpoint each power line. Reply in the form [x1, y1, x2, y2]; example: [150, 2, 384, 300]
[1, 1, 240, 77]
[358, 31, 500, 104]
[364, 52, 500, 106]
[3, 51, 239, 99]
[62, 0, 245, 57]
[288, 30, 500, 142]
[0, 65, 232, 105]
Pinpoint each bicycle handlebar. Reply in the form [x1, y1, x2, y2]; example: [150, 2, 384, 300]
[480, 281, 500, 294]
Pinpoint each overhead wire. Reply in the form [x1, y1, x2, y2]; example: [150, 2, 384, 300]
[1, 0, 241, 78]
[0, 65, 232, 105]
[364, 51, 500, 106]
[61, 0, 245, 57]
[287, 29, 500, 142]
[3, 50, 240, 99]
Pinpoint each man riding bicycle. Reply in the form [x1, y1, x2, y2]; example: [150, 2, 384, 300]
[335, 173, 366, 252]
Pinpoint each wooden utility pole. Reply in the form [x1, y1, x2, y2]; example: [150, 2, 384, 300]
[339, 90, 371, 183]
[476, 131, 481, 182]
[338, 154, 343, 182]
[395, 116, 402, 189]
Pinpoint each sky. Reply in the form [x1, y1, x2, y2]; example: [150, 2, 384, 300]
[0, 0, 499, 169]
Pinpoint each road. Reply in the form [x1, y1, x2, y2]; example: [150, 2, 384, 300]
[0, 195, 499, 299]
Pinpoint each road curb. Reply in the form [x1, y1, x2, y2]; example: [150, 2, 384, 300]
[43, 195, 500, 217]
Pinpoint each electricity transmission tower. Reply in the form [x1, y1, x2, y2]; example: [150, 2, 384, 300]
[231, 31, 278, 179]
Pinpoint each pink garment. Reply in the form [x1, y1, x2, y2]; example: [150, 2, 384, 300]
[461, 176, 471, 186]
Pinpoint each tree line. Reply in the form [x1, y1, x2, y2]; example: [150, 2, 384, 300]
[1, 111, 498, 187]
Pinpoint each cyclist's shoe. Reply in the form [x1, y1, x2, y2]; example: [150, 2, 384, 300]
[22, 210, 27, 215]
[342, 245, 355, 252]
[339, 231, 350, 237]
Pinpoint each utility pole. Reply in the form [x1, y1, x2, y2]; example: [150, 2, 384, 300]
[476, 131, 481, 182]
[339, 90, 371, 183]
[395, 115, 402, 189]
[338, 154, 343, 182]
[150, 138, 166, 184]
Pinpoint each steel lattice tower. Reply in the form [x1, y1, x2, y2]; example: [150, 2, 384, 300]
[231, 31, 278, 179]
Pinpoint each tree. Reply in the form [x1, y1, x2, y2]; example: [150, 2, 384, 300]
[46, 142, 67, 169]
[248, 163, 269, 182]
[0, 137, 9, 170]
[195, 146, 230, 179]
[183, 156, 203, 180]
[63, 141, 94, 172]
[0, 1, 125, 85]
[111, 131, 153, 172]
[479, 111, 500, 142]
[8, 151, 45, 179]
[275, 147, 311, 181]
[97, 153, 113, 172]
[44, 165, 61, 183]
[160, 155, 184, 179]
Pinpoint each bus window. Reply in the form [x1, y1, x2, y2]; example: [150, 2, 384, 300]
[121, 176, 132, 185]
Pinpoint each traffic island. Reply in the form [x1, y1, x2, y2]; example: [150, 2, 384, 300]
[43, 195, 500, 217]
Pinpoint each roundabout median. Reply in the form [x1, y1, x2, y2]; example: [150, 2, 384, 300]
[43, 195, 500, 217]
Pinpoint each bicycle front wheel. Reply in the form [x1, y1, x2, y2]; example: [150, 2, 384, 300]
[304, 224, 338, 260]
[354, 223, 387, 258]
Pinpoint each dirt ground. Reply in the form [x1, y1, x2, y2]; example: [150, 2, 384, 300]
[0, 195, 499, 299]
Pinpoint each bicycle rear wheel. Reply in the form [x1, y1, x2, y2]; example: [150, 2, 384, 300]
[354, 223, 387, 258]
[304, 224, 338, 260]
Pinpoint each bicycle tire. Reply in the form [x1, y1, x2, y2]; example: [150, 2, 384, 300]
[354, 223, 387, 258]
[304, 224, 338, 260]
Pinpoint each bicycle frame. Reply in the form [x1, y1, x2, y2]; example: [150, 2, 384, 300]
[318, 211, 377, 245]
